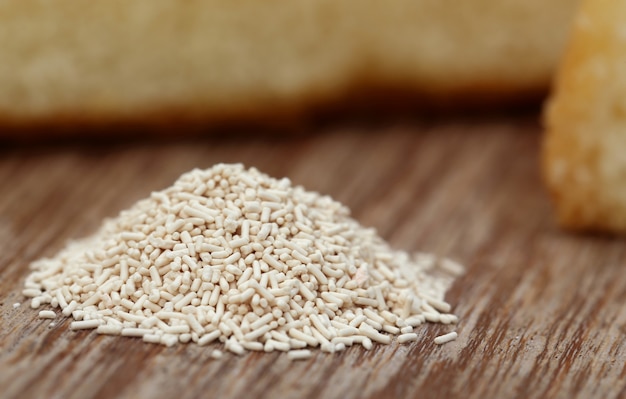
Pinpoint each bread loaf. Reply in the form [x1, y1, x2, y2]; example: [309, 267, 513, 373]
[1, 0, 578, 133]
[543, 0, 626, 232]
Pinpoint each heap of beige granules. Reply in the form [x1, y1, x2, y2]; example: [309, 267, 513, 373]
[23, 164, 462, 359]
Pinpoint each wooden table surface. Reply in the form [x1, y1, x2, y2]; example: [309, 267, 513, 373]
[1, 115, 625, 399]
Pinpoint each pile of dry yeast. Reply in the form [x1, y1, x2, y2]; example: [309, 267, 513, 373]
[23, 164, 462, 359]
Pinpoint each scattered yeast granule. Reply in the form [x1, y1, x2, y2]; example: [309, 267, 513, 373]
[23, 164, 462, 356]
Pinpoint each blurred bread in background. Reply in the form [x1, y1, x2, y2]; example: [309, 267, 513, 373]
[543, 0, 626, 232]
[0, 0, 578, 134]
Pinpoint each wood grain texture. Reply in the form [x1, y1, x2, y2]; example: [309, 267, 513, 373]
[2, 116, 626, 399]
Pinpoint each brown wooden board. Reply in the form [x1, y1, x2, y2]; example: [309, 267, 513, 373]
[1, 116, 625, 399]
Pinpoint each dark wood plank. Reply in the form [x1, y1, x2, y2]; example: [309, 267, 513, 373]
[2, 116, 626, 399]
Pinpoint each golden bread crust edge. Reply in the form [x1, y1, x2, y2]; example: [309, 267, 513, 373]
[543, 0, 626, 232]
[1, 80, 546, 138]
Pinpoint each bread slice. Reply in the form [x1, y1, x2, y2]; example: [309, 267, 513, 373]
[543, 0, 626, 232]
[0, 0, 578, 133]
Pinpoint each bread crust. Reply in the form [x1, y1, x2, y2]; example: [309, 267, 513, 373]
[543, 0, 626, 232]
[1, 82, 546, 138]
